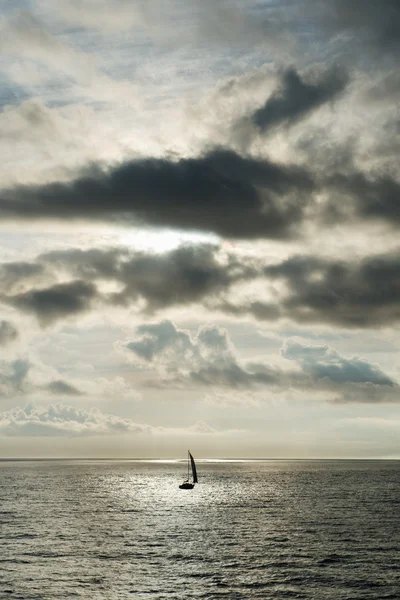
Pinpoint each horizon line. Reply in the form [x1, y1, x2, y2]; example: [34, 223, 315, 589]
[1, 456, 399, 462]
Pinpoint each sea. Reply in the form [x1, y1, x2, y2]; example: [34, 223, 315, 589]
[1, 459, 399, 599]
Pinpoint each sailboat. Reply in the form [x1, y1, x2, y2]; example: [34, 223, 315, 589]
[179, 450, 198, 489]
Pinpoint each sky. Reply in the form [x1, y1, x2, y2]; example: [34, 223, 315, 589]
[0, 0, 399, 458]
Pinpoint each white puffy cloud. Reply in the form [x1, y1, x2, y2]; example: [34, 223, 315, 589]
[281, 339, 400, 404]
[123, 320, 400, 404]
[282, 340, 394, 386]
[127, 319, 235, 365]
[124, 319, 279, 387]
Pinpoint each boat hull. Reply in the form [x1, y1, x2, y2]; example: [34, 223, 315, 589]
[179, 482, 195, 489]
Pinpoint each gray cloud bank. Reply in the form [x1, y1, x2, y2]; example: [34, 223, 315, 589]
[1, 244, 252, 324]
[2, 245, 400, 329]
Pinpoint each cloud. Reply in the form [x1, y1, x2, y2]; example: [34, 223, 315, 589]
[109, 244, 251, 311]
[188, 420, 217, 434]
[85, 376, 142, 401]
[0, 355, 85, 398]
[0, 359, 30, 396]
[46, 380, 83, 396]
[2, 244, 400, 330]
[0, 149, 315, 239]
[3, 134, 399, 239]
[0, 100, 62, 144]
[250, 66, 348, 134]
[4, 280, 98, 326]
[0, 401, 153, 436]
[39, 0, 290, 49]
[0, 401, 219, 437]
[126, 319, 245, 386]
[310, 0, 400, 56]
[282, 340, 394, 386]
[261, 251, 400, 328]
[0, 260, 48, 293]
[0, 10, 97, 87]
[0, 244, 253, 322]
[0, 320, 18, 346]
[281, 339, 400, 403]
[0, 244, 255, 323]
[325, 172, 400, 227]
[123, 319, 399, 403]
[125, 319, 287, 388]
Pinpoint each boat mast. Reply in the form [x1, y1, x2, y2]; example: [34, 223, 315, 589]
[188, 450, 190, 481]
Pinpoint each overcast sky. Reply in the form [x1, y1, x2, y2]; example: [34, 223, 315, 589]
[0, 0, 399, 458]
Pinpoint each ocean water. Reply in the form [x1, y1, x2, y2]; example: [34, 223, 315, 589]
[1, 459, 399, 600]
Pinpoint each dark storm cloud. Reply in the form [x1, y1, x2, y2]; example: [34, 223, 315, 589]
[4, 280, 98, 326]
[0, 320, 18, 345]
[0, 149, 314, 239]
[2, 131, 398, 237]
[251, 66, 348, 133]
[262, 251, 400, 328]
[326, 172, 400, 226]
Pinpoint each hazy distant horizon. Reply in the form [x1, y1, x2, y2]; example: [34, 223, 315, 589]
[1, 456, 400, 462]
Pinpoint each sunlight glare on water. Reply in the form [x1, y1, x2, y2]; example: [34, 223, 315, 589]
[1, 459, 399, 599]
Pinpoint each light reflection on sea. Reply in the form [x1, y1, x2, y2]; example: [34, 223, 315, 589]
[1, 459, 399, 599]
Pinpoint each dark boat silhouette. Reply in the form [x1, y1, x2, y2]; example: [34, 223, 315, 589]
[179, 450, 198, 489]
